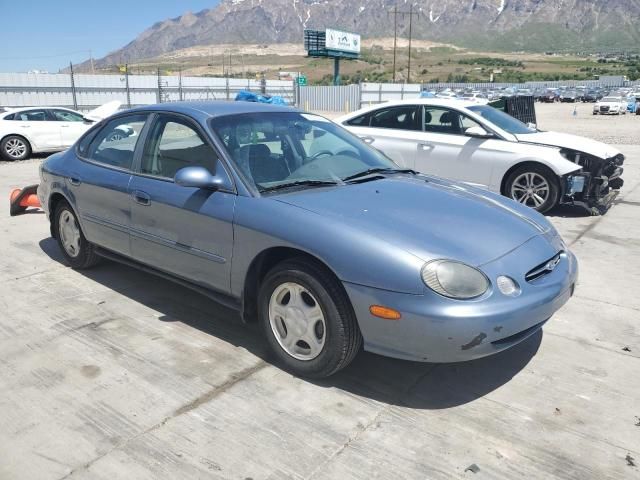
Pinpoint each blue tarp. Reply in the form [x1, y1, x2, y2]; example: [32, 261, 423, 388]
[235, 90, 288, 106]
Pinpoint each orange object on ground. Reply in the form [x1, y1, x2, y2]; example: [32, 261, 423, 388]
[9, 184, 41, 216]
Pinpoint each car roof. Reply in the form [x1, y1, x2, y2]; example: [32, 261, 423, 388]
[127, 101, 299, 118]
[2, 106, 76, 113]
[339, 98, 480, 119]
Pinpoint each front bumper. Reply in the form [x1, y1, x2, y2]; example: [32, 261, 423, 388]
[344, 237, 578, 363]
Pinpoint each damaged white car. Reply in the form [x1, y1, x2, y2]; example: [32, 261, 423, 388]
[336, 99, 624, 214]
[0, 101, 121, 161]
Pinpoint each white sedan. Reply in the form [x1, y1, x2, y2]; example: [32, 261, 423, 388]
[336, 99, 624, 213]
[592, 96, 628, 115]
[0, 102, 121, 161]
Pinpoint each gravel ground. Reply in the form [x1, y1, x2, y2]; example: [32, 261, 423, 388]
[535, 101, 639, 145]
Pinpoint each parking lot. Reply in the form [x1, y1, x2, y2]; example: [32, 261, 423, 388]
[1, 102, 639, 479]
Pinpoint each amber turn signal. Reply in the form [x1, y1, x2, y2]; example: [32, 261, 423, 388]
[369, 305, 401, 320]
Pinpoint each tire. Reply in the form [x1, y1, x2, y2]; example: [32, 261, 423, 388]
[258, 258, 362, 378]
[53, 200, 100, 269]
[504, 164, 559, 214]
[1, 135, 31, 161]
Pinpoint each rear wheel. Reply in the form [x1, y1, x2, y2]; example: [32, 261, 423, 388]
[1, 135, 31, 161]
[259, 258, 362, 378]
[54, 201, 100, 269]
[505, 165, 559, 213]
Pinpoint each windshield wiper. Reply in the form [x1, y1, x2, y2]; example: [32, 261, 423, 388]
[343, 168, 417, 182]
[260, 180, 339, 193]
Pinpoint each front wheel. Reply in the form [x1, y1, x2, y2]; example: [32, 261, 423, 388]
[505, 165, 559, 213]
[259, 258, 362, 378]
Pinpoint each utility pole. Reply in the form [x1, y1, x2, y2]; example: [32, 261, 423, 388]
[389, 4, 419, 83]
[89, 50, 95, 74]
[392, 5, 398, 82]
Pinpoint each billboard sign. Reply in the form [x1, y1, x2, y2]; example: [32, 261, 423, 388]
[325, 29, 361, 54]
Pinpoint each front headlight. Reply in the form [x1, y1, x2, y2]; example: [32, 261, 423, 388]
[421, 260, 490, 299]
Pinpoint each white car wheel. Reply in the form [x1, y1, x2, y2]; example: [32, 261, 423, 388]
[1, 136, 31, 161]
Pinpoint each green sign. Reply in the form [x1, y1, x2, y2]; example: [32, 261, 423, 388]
[297, 75, 307, 86]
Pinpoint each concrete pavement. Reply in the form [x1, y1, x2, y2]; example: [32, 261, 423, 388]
[0, 122, 639, 478]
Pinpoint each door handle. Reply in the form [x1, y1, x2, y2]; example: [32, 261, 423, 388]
[360, 136, 375, 145]
[418, 143, 434, 151]
[68, 176, 81, 186]
[20, 125, 30, 128]
[61, 125, 70, 128]
[132, 190, 151, 206]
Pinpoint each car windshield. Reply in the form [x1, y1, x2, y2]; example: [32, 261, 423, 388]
[467, 105, 536, 134]
[210, 111, 400, 192]
[602, 97, 620, 102]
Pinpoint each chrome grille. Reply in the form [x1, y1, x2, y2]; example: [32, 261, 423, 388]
[525, 252, 563, 282]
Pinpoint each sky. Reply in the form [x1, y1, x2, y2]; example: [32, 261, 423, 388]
[0, 0, 219, 73]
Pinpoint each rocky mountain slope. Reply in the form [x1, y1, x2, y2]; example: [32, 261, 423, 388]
[89, 0, 640, 67]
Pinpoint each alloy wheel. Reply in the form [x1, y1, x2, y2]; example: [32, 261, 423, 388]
[4, 138, 27, 159]
[510, 172, 550, 209]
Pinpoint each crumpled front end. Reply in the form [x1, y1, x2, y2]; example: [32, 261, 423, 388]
[560, 149, 624, 214]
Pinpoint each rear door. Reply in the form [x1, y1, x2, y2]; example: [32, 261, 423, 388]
[129, 113, 235, 293]
[343, 105, 421, 169]
[72, 113, 150, 256]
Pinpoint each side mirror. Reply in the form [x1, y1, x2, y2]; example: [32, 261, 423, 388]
[527, 122, 537, 130]
[465, 126, 493, 139]
[174, 166, 225, 191]
[82, 116, 96, 124]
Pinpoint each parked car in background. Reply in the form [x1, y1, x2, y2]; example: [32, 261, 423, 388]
[0, 102, 121, 161]
[337, 99, 624, 213]
[593, 96, 628, 115]
[539, 90, 558, 103]
[560, 90, 580, 103]
[460, 92, 489, 104]
[581, 90, 602, 103]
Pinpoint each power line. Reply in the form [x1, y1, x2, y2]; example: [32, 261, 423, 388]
[0, 50, 91, 60]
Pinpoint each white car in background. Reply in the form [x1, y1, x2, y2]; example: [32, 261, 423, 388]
[0, 101, 121, 161]
[593, 96, 628, 115]
[336, 99, 624, 213]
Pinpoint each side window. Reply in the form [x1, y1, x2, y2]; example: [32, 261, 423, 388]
[370, 106, 420, 131]
[86, 114, 148, 170]
[52, 110, 84, 122]
[346, 113, 371, 127]
[15, 110, 48, 121]
[423, 107, 464, 135]
[460, 114, 482, 132]
[141, 117, 218, 179]
[3, 113, 14, 120]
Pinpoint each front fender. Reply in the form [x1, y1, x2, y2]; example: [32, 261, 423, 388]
[230, 196, 426, 297]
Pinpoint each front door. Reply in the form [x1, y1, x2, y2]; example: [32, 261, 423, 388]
[414, 106, 500, 188]
[50, 109, 90, 147]
[129, 114, 235, 294]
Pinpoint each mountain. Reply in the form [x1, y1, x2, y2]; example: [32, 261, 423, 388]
[88, 0, 640, 67]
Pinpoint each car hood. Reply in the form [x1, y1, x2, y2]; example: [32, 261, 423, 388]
[515, 131, 621, 159]
[274, 175, 554, 267]
[84, 100, 122, 122]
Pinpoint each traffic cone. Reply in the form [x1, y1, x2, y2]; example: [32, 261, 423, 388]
[9, 185, 41, 216]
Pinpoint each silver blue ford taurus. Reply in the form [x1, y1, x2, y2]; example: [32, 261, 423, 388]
[38, 102, 578, 378]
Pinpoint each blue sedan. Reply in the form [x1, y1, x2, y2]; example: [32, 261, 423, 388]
[38, 102, 578, 378]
